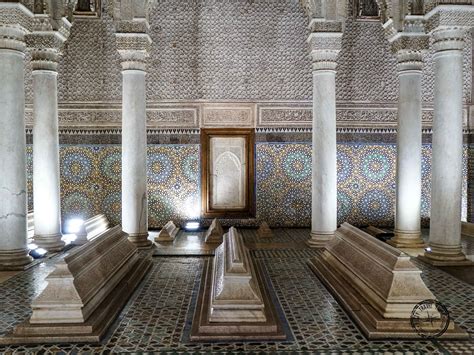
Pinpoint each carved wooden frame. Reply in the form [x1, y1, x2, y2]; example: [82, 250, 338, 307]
[201, 128, 255, 219]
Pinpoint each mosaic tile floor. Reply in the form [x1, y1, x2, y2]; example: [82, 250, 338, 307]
[0, 229, 473, 354]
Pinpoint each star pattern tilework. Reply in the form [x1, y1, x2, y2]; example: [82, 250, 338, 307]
[24, 143, 468, 228]
[26, 145, 200, 228]
[255, 143, 468, 227]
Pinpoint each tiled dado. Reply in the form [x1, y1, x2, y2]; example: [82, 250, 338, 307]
[26, 145, 201, 229]
[256, 143, 468, 227]
[26, 143, 468, 229]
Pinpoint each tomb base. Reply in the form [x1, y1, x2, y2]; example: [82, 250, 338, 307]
[190, 258, 286, 341]
[308, 229, 469, 340]
[0, 256, 151, 344]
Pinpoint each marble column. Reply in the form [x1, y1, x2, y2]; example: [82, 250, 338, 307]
[389, 51, 425, 248]
[31, 48, 64, 252]
[0, 25, 33, 269]
[117, 34, 151, 249]
[308, 50, 339, 248]
[422, 27, 471, 265]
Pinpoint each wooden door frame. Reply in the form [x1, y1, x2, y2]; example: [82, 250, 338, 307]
[200, 128, 255, 218]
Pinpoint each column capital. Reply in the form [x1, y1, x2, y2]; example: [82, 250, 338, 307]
[0, 2, 34, 52]
[391, 34, 428, 73]
[307, 31, 342, 72]
[113, 0, 154, 71]
[396, 50, 424, 73]
[310, 50, 339, 71]
[115, 33, 151, 71]
[25, 16, 71, 71]
[0, 25, 27, 53]
[432, 26, 467, 53]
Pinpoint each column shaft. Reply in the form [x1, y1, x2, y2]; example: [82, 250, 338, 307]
[122, 70, 150, 248]
[32, 69, 64, 251]
[308, 52, 338, 248]
[389, 53, 425, 248]
[0, 27, 33, 269]
[423, 28, 471, 265]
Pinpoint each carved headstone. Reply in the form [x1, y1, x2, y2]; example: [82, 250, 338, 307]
[3, 225, 151, 343]
[74, 214, 110, 245]
[204, 218, 224, 243]
[155, 221, 179, 242]
[257, 221, 272, 238]
[308, 223, 468, 339]
[210, 227, 265, 322]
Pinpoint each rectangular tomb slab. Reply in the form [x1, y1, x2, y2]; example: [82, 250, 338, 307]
[308, 223, 469, 340]
[0, 225, 152, 344]
[191, 227, 286, 341]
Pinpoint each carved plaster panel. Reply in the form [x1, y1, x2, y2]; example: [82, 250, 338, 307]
[24, 103, 200, 128]
[202, 105, 255, 128]
[17, 0, 472, 115]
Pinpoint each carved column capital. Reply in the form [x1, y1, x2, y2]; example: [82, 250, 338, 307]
[307, 30, 342, 72]
[115, 33, 151, 71]
[0, 2, 34, 53]
[25, 16, 71, 71]
[310, 50, 340, 71]
[432, 26, 467, 53]
[396, 50, 424, 73]
[0, 25, 27, 52]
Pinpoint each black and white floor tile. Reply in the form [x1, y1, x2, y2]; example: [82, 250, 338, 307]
[0, 229, 472, 354]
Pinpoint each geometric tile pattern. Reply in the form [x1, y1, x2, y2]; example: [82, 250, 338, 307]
[147, 145, 200, 227]
[26, 145, 200, 229]
[25, 143, 468, 229]
[256, 143, 468, 227]
[0, 229, 473, 353]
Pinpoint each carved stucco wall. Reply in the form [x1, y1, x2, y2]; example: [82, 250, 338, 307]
[22, 0, 473, 128]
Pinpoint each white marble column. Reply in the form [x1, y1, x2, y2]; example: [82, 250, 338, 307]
[422, 27, 471, 265]
[0, 25, 33, 269]
[117, 34, 152, 249]
[389, 51, 425, 248]
[308, 49, 339, 248]
[31, 48, 64, 252]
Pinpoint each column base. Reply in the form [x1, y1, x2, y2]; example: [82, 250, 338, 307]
[127, 232, 152, 249]
[0, 248, 33, 271]
[387, 230, 426, 248]
[306, 231, 334, 249]
[418, 242, 473, 266]
[33, 233, 65, 253]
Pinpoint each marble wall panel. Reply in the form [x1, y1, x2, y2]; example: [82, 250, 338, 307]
[25, 143, 468, 228]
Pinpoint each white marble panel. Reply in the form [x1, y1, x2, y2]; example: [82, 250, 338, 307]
[209, 137, 247, 210]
